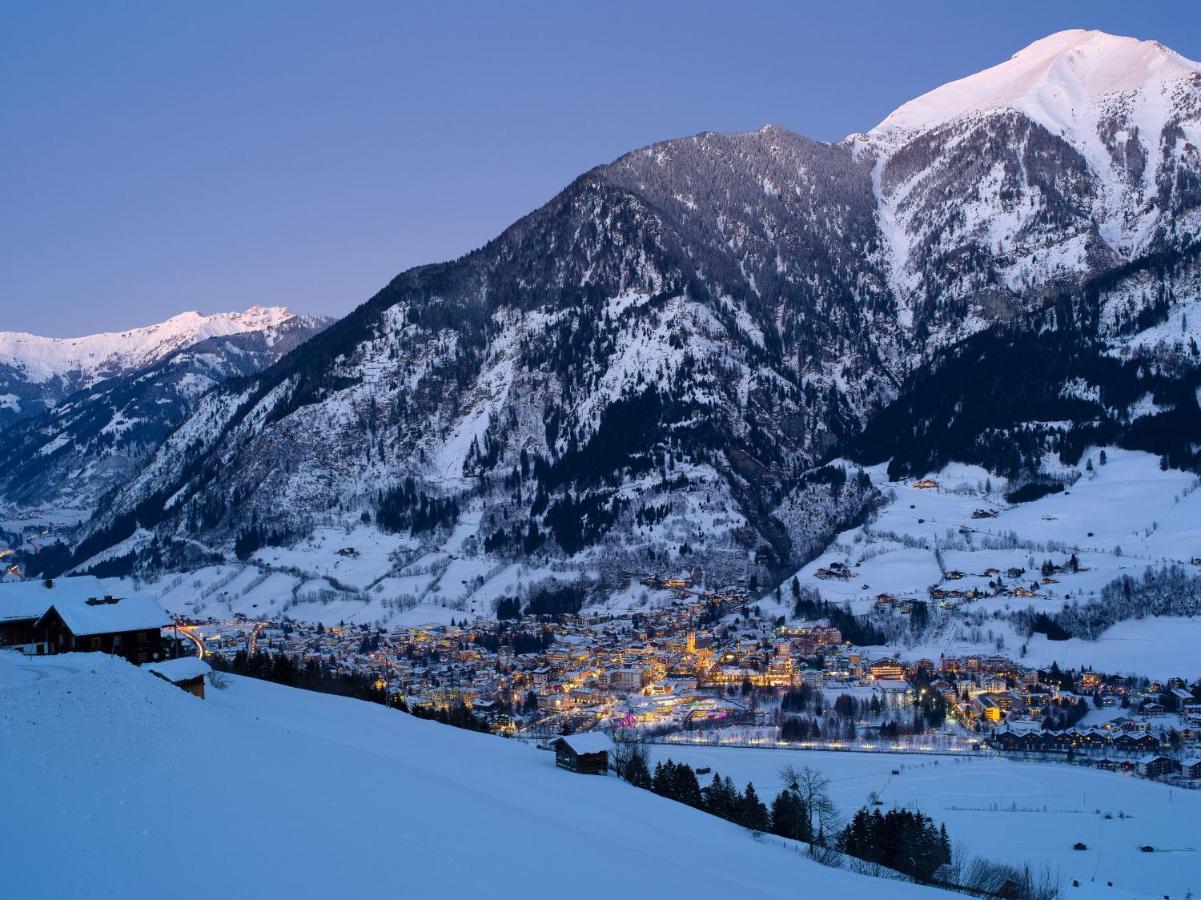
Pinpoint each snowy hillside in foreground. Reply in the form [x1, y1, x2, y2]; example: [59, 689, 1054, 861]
[648, 744, 1201, 900]
[0, 652, 945, 900]
[769, 448, 1201, 679]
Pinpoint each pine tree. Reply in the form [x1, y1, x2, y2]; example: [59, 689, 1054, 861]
[739, 783, 770, 831]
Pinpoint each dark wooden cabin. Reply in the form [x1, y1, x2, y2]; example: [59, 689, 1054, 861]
[551, 733, 614, 774]
[36, 594, 173, 665]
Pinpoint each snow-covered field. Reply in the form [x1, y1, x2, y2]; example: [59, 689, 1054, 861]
[0, 651, 952, 900]
[649, 743, 1201, 899]
[1019, 616, 1201, 680]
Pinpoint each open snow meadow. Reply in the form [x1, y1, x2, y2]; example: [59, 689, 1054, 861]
[648, 743, 1201, 899]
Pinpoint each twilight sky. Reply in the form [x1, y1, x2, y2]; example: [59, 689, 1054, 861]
[3, 1, 1200, 336]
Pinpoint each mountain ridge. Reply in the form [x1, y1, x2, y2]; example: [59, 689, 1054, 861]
[32, 30, 1201, 604]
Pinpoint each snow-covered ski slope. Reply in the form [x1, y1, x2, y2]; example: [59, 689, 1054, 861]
[0, 651, 946, 900]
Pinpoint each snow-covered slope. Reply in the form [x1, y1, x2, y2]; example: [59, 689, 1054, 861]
[0, 306, 315, 427]
[0, 651, 945, 900]
[765, 448, 1201, 679]
[648, 744, 1201, 900]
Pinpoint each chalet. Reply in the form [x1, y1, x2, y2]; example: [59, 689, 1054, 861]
[1113, 733, 1160, 753]
[551, 732, 614, 774]
[1136, 755, 1182, 779]
[911, 479, 938, 489]
[146, 656, 211, 698]
[815, 562, 856, 580]
[36, 594, 172, 665]
[0, 576, 108, 654]
[1180, 757, 1201, 780]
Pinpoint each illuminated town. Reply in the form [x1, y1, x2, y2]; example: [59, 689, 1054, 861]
[188, 580, 1201, 779]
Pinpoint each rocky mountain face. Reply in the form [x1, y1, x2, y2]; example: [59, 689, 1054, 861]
[50, 31, 1201, 594]
[0, 309, 329, 518]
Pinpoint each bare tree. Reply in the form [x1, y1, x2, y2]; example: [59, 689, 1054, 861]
[779, 764, 840, 854]
[610, 730, 651, 784]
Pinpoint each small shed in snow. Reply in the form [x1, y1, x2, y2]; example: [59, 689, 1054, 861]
[146, 656, 211, 699]
[551, 732, 614, 775]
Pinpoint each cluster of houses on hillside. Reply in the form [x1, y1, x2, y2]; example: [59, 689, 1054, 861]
[196, 587, 1200, 782]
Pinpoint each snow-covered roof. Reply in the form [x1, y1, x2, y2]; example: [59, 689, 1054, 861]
[146, 656, 211, 683]
[553, 732, 614, 755]
[40, 594, 172, 636]
[0, 576, 106, 623]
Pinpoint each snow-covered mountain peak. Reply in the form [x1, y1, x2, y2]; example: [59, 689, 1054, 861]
[0, 304, 308, 386]
[870, 29, 1201, 141]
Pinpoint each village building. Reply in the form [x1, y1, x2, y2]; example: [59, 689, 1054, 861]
[1136, 755, 1182, 779]
[868, 657, 905, 680]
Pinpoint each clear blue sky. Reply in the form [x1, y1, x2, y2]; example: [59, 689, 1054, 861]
[3, 1, 1199, 336]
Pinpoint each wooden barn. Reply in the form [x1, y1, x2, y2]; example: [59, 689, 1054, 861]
[551, 733, 614, 775]
[146, 656, 211, 699]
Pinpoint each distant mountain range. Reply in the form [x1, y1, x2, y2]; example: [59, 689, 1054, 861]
[0, 307, 330, 517]
[23, 30, 1201, 592]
